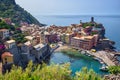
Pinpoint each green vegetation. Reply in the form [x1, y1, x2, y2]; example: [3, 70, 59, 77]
[13, 28, 27, 44]
[108, 66, 120, 75]
[75, 67, 102, 80]
[61, 49, 93, 60]
[0, 19, 15, 30]
[0, 61, 103, 80]
[91, 31, 98, 35]
[82, 22, 95, 28]
[82, 22, 103, 28]
[0, 19, 27, 43]
[0, 0, 43, 26]
[61, 49, 80, 57]
[13, 33, 27, 44]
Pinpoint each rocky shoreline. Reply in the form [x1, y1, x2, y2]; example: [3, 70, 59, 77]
[112, 54, 120, 66]
[104, 74, 120, 80]
[53, 44, 120, 79]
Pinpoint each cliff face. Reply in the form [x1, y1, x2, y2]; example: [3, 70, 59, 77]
[0, 0, 43, 26]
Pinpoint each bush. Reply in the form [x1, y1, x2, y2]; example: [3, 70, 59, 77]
[61, 49, 92, 60]
[0, 61, 72, 80]
[108, 66, 120, 75]
[0, 61, 103, 80]
[74, 67, 102, 80]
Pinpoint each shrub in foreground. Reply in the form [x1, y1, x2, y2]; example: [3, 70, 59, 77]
[0, 61, 103, 80]
[108, 66, 120, 75]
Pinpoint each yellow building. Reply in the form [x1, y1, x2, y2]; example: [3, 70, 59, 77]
[65, 33, 73, 44]
[1, 52, 13, 65]
[65, 33, 70, 44]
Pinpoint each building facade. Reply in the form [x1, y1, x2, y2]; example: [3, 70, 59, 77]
[0, 29, 9, 39]
[71, 36, 95, 50]
[5, 40, 16, 49]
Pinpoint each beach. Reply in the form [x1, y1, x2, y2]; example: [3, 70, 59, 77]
[54, 45, 70, 52]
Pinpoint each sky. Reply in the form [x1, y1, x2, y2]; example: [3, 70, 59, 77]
[15, 0, 120, 15]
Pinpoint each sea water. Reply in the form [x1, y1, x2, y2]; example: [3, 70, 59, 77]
[35, 15, 120, 75]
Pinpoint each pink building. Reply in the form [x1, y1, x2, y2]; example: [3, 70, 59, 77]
[45, 34, 58, 43]
[71, 36, 95, 50]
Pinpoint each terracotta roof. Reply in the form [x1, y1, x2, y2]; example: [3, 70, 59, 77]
[1, 52, 13, 59]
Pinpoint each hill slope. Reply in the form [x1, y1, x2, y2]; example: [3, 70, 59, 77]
[0, 0, 43, 26]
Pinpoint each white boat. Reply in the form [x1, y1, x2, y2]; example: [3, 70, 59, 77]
[99, 64, 108, 72]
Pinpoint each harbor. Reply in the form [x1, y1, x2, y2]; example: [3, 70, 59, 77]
[50, 50, 109, 75]
[53, 44, 117, 72]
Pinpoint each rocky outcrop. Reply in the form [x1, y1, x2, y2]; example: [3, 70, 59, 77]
[104, 74, 120, 80]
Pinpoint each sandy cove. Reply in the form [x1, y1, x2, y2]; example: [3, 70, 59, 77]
[54, 45, 70, 52]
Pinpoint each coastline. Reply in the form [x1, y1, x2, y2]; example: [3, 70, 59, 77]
[87, 51, 115, 66]
[54, 45, 115, 67]
[54, 45, 71, 52]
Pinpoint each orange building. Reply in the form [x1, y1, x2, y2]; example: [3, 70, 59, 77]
[1, 52, 13, 65]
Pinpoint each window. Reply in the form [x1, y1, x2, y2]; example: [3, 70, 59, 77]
[5, 58, 8, 64]
[5, 58, 7, 61]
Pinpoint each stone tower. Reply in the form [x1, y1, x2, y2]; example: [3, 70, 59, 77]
[91, 17, 94, 22]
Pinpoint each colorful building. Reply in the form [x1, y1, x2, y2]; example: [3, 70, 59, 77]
[60, 33, 66, 43]
[1, 52, 13, 65]
[64, 33, 74, 44]
[32, 44, 50, 62]
[25, 36, 35, 45]
[5, 40, 16, 49]
[71, 36, 95, 50]
[0, 29, 9, 39]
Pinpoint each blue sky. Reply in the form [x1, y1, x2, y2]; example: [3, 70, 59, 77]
[15, 0, 120, 15]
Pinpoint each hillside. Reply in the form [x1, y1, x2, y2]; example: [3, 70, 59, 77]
[0, 0, 43, 26]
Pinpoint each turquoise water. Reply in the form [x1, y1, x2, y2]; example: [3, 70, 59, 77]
[35, 15, 120, 75]
[35, 15, 120, 51]
[50, 52, 108, 75]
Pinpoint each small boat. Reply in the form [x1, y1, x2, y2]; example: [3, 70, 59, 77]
[85, 53, 91, 57]
[100, 61, 104, 64]
[94, 57, 100, 61]
[88, 54, 91, 57]
[100, 67, 108, 72]
[81, 51, 86, 54]
[99, 64, 108, 72]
